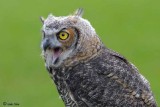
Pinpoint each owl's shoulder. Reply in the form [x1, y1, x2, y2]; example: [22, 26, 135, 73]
[66, 47, 156, 106]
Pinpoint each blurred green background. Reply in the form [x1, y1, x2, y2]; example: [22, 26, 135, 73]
[0, 0, 159, 106]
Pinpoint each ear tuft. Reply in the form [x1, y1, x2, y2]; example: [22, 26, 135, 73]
[74, 8, 84, 17]
[40, 16, 45, 24]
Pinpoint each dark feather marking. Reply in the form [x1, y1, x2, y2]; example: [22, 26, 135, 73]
[46, 66, 52, 74]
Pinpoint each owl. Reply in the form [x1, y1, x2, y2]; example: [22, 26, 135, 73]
[40, 9, 157, 107]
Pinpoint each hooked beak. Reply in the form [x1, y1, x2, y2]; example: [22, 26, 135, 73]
[42, 39, 63, 65]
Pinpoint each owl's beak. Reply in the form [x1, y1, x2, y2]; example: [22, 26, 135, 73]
[42, 38, 64, 65]
[43, 38, 62, 51]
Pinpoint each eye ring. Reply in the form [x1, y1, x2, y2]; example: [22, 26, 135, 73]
[58, 31, 69, 40]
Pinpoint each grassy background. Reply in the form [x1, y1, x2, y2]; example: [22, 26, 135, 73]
[0, 0, 159, 106]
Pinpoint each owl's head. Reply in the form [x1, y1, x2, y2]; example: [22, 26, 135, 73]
[41, 9, 102, 68]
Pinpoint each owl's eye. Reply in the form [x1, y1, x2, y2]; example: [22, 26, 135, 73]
[58, 31, 69, 40]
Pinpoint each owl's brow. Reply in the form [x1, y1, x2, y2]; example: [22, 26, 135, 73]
[46, 24, 59, 29]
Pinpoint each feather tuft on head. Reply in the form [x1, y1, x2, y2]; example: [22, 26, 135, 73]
[40, 16, 45, 24]
[74, 8, 84, 17]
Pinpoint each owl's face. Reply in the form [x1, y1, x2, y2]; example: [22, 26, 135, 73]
[41, 26, 79, 67]
[41, 9, 101, 68]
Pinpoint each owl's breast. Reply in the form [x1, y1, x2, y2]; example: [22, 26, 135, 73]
[48, 67, 77, 107]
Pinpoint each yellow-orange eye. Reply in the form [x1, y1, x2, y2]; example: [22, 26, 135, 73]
[58, 31, 69, 40]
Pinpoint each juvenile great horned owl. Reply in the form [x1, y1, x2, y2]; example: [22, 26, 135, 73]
[40, 9, 157, 107]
